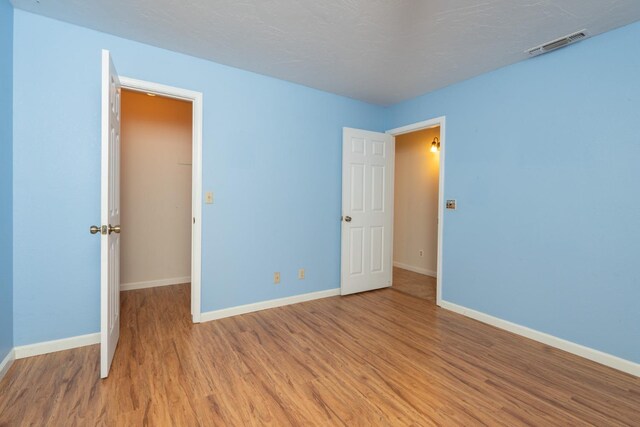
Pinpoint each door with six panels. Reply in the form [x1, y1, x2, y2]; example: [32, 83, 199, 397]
[341, 128, 394, 295]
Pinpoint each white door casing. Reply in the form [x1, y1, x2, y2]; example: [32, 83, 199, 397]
[341, 128, 395, 295]
[100, 49, 121, 378]
[117, 76, 204, 323]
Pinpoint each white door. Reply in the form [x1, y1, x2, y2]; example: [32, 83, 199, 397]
[341, 128, 394, 295]
[100, 49, 121, 378]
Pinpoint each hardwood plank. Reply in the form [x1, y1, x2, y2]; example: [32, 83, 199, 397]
[0, 269, 638, 426]
[391, 267, 437, 301]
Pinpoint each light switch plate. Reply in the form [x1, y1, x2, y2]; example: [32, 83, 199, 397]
[205, 191, 214, 204]
[446, 199, 457, 210]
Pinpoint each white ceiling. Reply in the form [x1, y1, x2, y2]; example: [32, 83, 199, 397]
[12, 0, 640, 105]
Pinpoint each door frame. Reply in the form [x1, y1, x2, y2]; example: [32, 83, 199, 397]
[119, 76, 204, 322]
[386, 116, 446, 306]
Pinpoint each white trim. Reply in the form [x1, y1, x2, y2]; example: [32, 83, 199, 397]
[119, 77, 203, 102]
[14, 333, 101, 359]
[119, 76, 203, 323]
[0, 349, 15, 381]
[121, 276, 191, 291]
[201, 288, 340, 322]
[386, 119, 442, 136]
[393, 261, 436, 278]
[440, 300, 640, 377]
[387, 116, 446, 307]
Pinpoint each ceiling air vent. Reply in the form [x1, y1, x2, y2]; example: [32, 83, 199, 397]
[526, 30, 589, 57]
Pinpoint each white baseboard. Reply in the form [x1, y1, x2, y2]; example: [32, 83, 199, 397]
[393, 261, 437, 278]
[121, 276, 191, 291]
[0, 349, 15, 381]
[440, 300, 640, 378]
[14, 333, 100, 359]
[201, 288, 340, 322]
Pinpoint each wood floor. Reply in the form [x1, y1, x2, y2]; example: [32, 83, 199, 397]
[392, 267, 437, 301]
[1, 270, 639, 426]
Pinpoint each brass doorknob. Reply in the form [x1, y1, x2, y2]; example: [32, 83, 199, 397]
[108, 224, 121, 234]
[344, 216, 352, 222]
[90, 225, 101, 235]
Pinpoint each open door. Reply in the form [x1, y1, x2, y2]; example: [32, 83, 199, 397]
[341, 128, 394, 295]
[100, 49, 121, 378]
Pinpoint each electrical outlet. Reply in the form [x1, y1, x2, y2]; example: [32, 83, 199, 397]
[419, 250, 424, 257]
[298, 268, 305, 280]
[274, 272, 280, 284]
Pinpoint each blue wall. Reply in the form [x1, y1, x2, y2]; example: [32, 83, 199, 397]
[12, 10, 385, 345]
[387, 22, 640, 363]
[0, 0, 13, 362]
[10, 9, 640, 365]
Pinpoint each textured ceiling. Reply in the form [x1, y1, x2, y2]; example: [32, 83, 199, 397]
[12, 0, 640, 105]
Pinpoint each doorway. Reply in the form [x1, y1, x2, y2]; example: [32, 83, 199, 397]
[120, 89, 192, 296]
[119, 77, 204, 323]
[387, 117, 445, 306]
[339, 117, 445, 303]
[391, 126, 440, 302]
[99, 51, 203, 378]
